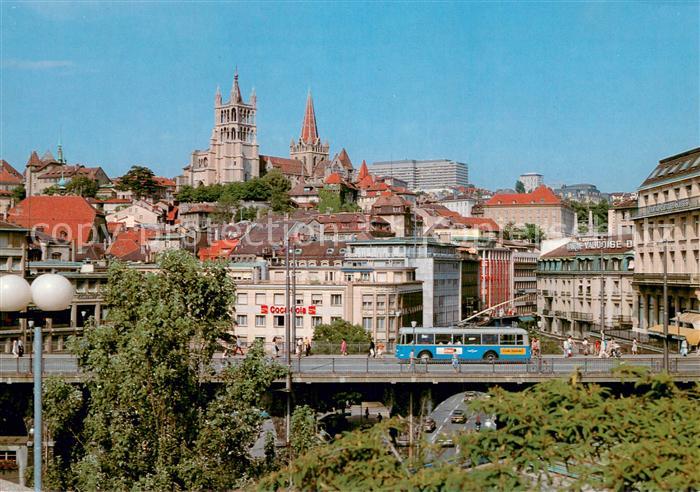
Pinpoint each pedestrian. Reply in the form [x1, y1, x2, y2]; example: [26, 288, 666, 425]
[531, 337, 540, 358]
[340, 338, 348, 356]
[368, 339, 375, 358]
[563, 338, 570, 358]
[12, 340, 19, 358]
[566, 336, 574, 357]
[599, 338, 608, 358]
[17, 339, 23, 357]
[475, 414, 481, 431]
[409, 349, 415, 371]
[377, 343, 385, 358]
[304, 337, 311, 357]
[273, 336, 280, 358]
[594, 339, 601, 356]
[296, 338, 303, 356]
[582, 338, 589, 356]
[680, 339, 688, 357]
[631, 338, 638, 356]
[377, 412, 382, 423]
[365, 407, 369, 420]
[232, 337, 244, 356]
[451, 352, 460, 373]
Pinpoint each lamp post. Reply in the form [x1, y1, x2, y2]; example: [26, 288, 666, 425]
[0, 273, 75, 492]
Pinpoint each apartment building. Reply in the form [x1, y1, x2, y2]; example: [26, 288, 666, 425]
[538, 237, 635, 337]
[633, 147, 700, 330]
[608, 198, 636, 236]
[512, 249, 538, 316]
[483, 186, 576, 239]
[370, 159, 469, 192]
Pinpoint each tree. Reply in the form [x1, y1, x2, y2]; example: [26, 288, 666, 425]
[260, 369, 700, 490]
[290, 405, 318, 457]
[521, 223, 546, 243]
[117, 165, 158, 199]
[312, 319, 371, 345]
[43, 185, 62, 196]
[65, 176, 99, 198]
[11, 184, 26, 202]
[42, 250, 286, 490]
[515, 180, 525, 193]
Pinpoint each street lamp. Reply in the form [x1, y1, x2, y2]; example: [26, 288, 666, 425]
[0, 273, 74, 492]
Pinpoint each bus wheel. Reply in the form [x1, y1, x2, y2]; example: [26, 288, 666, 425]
[483, 351, 498, 362]
[418, 351, 432, 360]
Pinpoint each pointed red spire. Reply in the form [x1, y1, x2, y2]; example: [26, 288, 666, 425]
[26, 150, 42, 167]
[300, 92, 319, 144]
[358, 160, 369, 180]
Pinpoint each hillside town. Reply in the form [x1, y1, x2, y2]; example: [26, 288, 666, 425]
[1, 71, 698, 353]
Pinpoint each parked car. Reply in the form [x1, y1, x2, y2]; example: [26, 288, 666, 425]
[436, 435, 454, 447]
[423, 417, 436, 433]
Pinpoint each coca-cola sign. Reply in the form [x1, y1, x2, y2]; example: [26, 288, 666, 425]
[260, 305, 317, 315]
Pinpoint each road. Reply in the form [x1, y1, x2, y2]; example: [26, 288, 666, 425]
[1, 353, 699, 379]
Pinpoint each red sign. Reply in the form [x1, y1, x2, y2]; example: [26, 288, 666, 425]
[260, 305, 317, 315]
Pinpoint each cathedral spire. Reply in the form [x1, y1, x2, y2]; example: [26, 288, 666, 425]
[215, 85, 222, 105]
[231, 67, 242, 103]
[300, 91, 319, 144]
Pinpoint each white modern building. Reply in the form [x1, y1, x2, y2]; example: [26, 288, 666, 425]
[370, 159, 468, 192]
[519, 173, 544, 193]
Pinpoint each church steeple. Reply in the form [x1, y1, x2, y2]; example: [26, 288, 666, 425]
[215, 85, 222, 106]
[300, 91, 319, 144]
[230, 67, 242, 103]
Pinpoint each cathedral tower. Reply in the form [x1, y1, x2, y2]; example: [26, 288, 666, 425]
[184, 69, 259, 187]
[290, 92, 329, 177]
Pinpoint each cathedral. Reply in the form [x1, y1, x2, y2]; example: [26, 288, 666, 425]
[178, 70, 354, 189]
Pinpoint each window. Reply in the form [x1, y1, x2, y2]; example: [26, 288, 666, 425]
[363, 317, 372, 330]
[295, 316, 303, 328]
[435, 333, 451, 344]
[312, 316, 323, 327]
[377, 318, 386, 331]
[377, 272, 387, 282]
[331, 294, 342, 306]
[274, 315, 285, 328]
[237, 293, 248, 305]
[376, 295, 386, 311]
[464, 334, 481, 345]
[236, 315, 248, 326]
[311, 294, 323, 306]
[361, 272, 370, 281]
[482, 333, 498, 345]
[255, 293, 266, 305]
[388, 295, 397, 310]
[362, 295, 373, 310]
[416, 333, 434, 345]
[274, 293, 285, 305]
[345, 273, 354, 282]
[499, 334, 516, 345]
[255, 315, 266, 327]
[331, 316, 342, 323]
[296, 294, 304, 305]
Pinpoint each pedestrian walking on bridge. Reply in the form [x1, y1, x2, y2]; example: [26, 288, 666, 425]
[631, 338, 638, 355]
[340, 338, 348, 356]
[451, 352, 460, 373]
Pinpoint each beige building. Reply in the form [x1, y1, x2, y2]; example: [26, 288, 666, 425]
[608, 198, 636, 236]
[538, 237, 635, 337]
[229, 261, 422, 345]
[633, 147, 700, 331]
[483, 185, 576, 239]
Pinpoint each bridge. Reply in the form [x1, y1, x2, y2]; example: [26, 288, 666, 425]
[1, 354, 699, 384]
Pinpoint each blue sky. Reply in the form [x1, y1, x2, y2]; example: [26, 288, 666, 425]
[1, 2, 698, 191]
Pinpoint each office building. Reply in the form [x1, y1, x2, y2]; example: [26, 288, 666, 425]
[519, 173, 544, 193]
[370, 159, 468, 191]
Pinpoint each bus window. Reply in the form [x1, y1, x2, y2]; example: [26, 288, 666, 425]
[464, 334, 481, 345]
[403, 333, 414, 345]
[436, 333, 451, 345]
[482, 333, 498, 345]
[452, 334, 463, 344]
[417, 333, 434, 345]
[516, 334, 526, 345]
[500, 334, 516, 345]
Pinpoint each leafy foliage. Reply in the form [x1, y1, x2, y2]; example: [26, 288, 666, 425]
[117, 165, 158, 199]
[290, 405, 318, 458]
[317, 188, 358, 213]
[503, 221, 546, 243]
[515, 180, 525, 193]
[261, 371, 700, 490]
[11, 184, 26, 201]
[65, 176, 99, 198]
[570, 199, 609, 234]
[42, 250, 287, 490]
[312, 319, 371, 345]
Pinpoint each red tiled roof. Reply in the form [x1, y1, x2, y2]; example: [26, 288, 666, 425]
[325, 172, 344, 185]
[372, 192, 411, 209]
[198, 238, 239, 261]
[358, 160, 369, 180]
[0, 160, 22, 184]
[26, 151, 43, 168]
[300, 92, 319, 143]
[166, 206, 179, 222]
[485, 185, 562, 206]
[7, 196, 102, 246]
[107, 238, 143, 260]
[261, 155, 304, 176]
[334, 148, 353, 170]
[154, 176, 176, 187]
[99, 198, 132, 204]
[38, 165, 105, 180]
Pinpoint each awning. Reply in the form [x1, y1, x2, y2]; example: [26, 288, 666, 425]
[648, 324, 700, 346]
[679, 312, 700, 329]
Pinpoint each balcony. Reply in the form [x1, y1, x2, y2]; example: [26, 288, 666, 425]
[632, 196, 700, 219]
[571, 311, 593, 321]
[612, 315, 633, 326]
[633, 273, 700, 287]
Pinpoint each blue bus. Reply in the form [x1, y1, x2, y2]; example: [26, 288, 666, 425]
[395, 327, 530, 361]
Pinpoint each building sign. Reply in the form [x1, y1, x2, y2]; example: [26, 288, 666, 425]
[644, 198, 690, 216]
[260, 305, 317, 315]
[500, 347, 526, 355]
[566, 239, 633, 251]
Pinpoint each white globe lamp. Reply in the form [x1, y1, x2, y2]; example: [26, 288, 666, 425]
[0, 275, 33, 312]
[30, 274, 74, 312]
